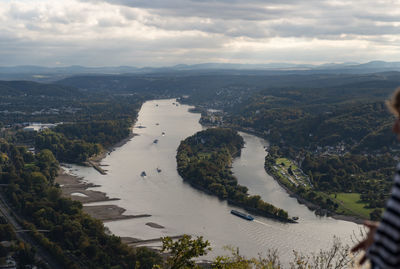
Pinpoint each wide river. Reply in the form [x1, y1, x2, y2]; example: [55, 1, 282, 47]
[67, 99, 359, 263]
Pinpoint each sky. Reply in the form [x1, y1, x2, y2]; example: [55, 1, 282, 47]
[1, 0, 400, 67]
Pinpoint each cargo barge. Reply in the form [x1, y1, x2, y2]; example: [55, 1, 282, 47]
[230, 210, 254, 221]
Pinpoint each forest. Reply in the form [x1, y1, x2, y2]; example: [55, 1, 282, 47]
[176, 128, 290, 221]
[225, 85, 400, 219]
[0, 80, 144, 164]
[1, 70, 400, 266]
[0, 80, 163, 267]
[135, 71, 400, 221]
[0, 139, 161, 268]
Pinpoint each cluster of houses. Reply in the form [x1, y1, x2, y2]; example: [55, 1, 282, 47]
[314, 142, 347, 156]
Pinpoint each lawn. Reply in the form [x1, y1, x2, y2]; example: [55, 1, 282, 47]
[275, 157, 292, 168]
[273, 157, 377, 219]
[329, 192, 376, 219]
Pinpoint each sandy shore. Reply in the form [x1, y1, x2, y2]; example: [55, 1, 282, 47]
[56, 167, 156, 223]
[83, 205, 151, 222]
[146, 222, 165, 229]
[55, 128, 167, 231]
[56, 168, 119, 204]
[121, 235, 183, 246]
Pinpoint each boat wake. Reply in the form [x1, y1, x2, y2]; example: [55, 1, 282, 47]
[253, 219, 277, 229]
[253, 219, 267, 225]
[253, 219, 296, 234]
[253, 219, 325, 243]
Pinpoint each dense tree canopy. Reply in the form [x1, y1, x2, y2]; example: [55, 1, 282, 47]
[177, 128, 289, 220]
[0, 139, 161, 268]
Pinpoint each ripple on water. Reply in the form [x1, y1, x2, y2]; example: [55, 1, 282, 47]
[66, 99, 360, 264]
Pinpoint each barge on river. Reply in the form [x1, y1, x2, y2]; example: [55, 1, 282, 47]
[230, 210, 254, 221]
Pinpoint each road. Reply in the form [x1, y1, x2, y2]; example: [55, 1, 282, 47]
[0, 191, 63, 269]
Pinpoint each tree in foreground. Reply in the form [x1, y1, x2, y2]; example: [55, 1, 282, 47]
[158, 235, 211, 269]
[213, 247, 281, 269]
[289, 237, 355, 269]
[157, 235, 357, 269]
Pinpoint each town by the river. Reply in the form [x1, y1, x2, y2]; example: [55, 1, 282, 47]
[65, 99, 359, 264]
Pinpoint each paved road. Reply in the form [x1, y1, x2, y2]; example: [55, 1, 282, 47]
[0, 191, 63, 269]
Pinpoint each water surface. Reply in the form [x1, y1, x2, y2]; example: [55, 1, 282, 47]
[68, 99, 359, 263]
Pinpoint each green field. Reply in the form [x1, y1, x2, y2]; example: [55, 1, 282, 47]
[271, 157, 377, 219]
[329, 192, 377, 219]
[276, 157, 293, 168]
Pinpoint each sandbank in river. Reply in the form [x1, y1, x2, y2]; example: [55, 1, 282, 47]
[55, 130, 166, 239]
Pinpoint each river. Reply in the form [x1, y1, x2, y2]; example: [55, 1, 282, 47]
[66, 99, 359, 264]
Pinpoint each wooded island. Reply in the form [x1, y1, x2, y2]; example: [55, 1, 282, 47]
[176, 128, 291, 222]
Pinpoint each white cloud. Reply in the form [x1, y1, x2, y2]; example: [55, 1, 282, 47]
[0, 0, 400, 66]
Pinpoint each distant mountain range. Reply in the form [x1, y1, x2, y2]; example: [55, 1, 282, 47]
[1, 61, 400, 81]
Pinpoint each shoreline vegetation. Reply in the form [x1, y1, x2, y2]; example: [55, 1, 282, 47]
[55, 168, 151, 222]
[0, 139, 162, 268]
[58, 98, 365, 251]
[235, 128, 369, 225]
[52, 98, 363, 266]
[68, 99, 364, 233]
[194, 108, 368, 225]
[176, 128, 294, 223]
[264, 146, 369, 225]
[264, 163, 365, 225]
[55, 123, 166, 243]
[85, 128, 139, 175]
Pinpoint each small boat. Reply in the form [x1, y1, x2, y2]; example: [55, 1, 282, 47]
[230, 210, 254, 221]
[156, 168, 162, 173]
[141, 171, 147, 177]
[153, 139, 158, 144]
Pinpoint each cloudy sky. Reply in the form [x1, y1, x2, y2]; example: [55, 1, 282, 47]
[1, 0, 400, 66]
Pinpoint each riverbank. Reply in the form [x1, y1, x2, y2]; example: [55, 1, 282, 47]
[54, 98, 359, 264]
[264, 167, 365, 225]
[190, 108, 366, 225]
[55, 127, 149, 222]
[54, 113, 175, 252]
[56, 167, 166, 242]
[121, 235, 183, 247]
[85, 131, 138, 175]
[176, 128, 294, 223]
[56, 168, 118, 204]
[83, 205, 151, 222]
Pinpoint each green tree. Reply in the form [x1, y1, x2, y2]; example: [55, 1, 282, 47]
[161, 235, 211, 269]
[213, 247, 281, 269]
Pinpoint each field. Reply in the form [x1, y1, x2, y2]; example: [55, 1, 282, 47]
[329, 192, 377, 219]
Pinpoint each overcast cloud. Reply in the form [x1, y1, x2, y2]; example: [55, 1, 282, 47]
[0, 0, 399, 66]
